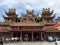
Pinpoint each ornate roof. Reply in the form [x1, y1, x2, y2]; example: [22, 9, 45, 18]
[42, 8, 54, 16]
[5, 8, 17, 17]
[10, 22, 42, 26]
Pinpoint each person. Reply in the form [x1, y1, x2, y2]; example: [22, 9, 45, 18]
[20, 37, 22, 41]
[11, 37, 15, 42]
[54, 36, 58, 41]
[24, 37, 29, 41]
[0, 38, 3, 45]
[15, 37, 19, 42]
[24, 34, 29, 41]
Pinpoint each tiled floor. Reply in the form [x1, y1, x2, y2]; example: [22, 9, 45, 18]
[4, 42, 55, 45]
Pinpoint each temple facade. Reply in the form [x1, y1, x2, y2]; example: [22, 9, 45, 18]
[0, 8, 60, 42]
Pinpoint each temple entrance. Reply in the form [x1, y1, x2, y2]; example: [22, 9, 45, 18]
[22, 32, 42, 41]
[12, 32, 43, 41]
[33, 32, 40, 41]
[13, 32, 20, 37]
[22, 32, 32, 41]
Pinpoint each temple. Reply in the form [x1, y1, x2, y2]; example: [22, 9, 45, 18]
[0, 8, 60, 42]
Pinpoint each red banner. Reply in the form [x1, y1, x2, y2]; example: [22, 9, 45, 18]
[45, 24, 60, 29]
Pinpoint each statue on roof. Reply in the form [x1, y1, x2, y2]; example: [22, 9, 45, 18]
[42, 8, 54, 16]
[26, 9, 34, 14]
[5, 8, 17, 17]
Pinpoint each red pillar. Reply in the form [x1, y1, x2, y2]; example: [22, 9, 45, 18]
[32, 32, 33, 41]
[0, 32, 2, 37]
[41, 32, 43, 41]
[11, 32, 13, 38]
[20, 32, 22, 41]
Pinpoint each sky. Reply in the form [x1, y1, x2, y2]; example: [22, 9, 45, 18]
[0, 0, 60, 22]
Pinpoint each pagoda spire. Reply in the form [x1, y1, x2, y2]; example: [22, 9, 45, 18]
[5, 8, 17, 17]
[3, 8, 18, 23]
[41, 8, 55, 22]
[42, 8, 54, 16]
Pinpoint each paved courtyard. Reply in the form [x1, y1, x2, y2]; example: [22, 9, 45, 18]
[4, 42, 56, 45]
